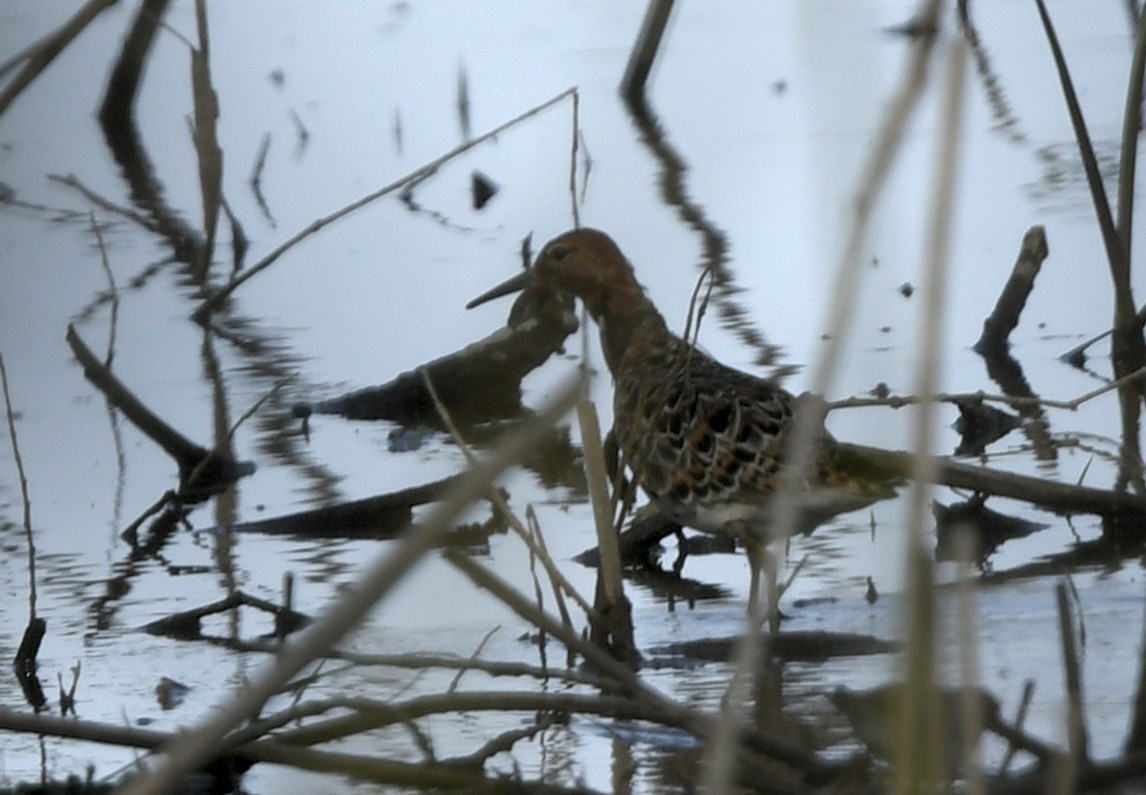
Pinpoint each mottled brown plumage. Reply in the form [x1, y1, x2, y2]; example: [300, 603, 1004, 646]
[468, 228, 895, 563]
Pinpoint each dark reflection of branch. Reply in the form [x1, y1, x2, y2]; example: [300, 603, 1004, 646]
[974, 351, 1056, 462]
[653, 631, 896, 664]
[99, 0, 204, 267]
[220, 196, 249, 274]
[249, 133, 276, 229]
[625, 565, 729, 607]
[1, 354, 47, 709]
[91, 214, 128, 534]
[200, 327, 239, 633]
[978, 527, 1145, 586]
[73, 253, 174, 326]
[67, 325, 254, 498]
[207, 313, 342, 506]
[189, 0, 222, 282]
[201, 476, 470, 540]
[957, 0, 1025, 144]
[399, 178, 477, 231]
[933, 496, 1045, 565]
[90, 506, 183, 632]
[951, 398, 1022, 457]
[623, 94, 791, 377]
[201, 329, 237, 523]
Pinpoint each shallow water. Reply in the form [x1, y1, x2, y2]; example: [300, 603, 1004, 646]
[1, 1, 1143, 791]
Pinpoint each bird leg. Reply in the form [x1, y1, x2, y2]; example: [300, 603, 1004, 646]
[671, 527, 688, 577]
[729, 521, 780, 631]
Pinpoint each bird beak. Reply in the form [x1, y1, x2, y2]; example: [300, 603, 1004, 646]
[465, 269, 532, 309]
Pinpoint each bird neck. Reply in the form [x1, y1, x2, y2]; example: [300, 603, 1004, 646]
[593, 286, 670, 375]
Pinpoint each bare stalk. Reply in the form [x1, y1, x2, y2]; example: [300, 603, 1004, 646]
[1057, 582, 1089, 775]
[0, 0, 117, 116]
[701, 4, 945, 794]
[894, 33, 967, 795]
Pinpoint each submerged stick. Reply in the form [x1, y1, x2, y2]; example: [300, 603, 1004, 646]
[974, 226, 1048, 355]
[841, 441, 1146, 517]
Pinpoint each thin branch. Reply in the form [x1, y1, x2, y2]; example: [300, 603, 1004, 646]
[196, 87, 578, 318]
[569, 90, 581, 229]
[0, 355, 35, 616]
[828, 365, 1146, 413]
[448, 625, 500, 694]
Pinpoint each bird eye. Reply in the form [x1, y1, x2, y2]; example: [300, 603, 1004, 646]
[549, 244, 570, 261]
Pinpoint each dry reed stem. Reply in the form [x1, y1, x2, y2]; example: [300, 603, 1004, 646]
[955, 532, 985, 795]
[1034, 0, 1130, 323]
[577, 399, 637, 662]
[118, 378, 583, 795]
[442, 549, 825, 788]
[577, 400, 624, 607]
[700, 4, 944, 793]
[894, 33, 967, 795]
[266, 690, 674, 747]
[228, 640, 631, 692]
[189, 0, 221, 282]
[442, 550, 649, 697]
[0, 0, 117, 117]
[1057, 582, 1089, 774]
[417, 367, 596, 620]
